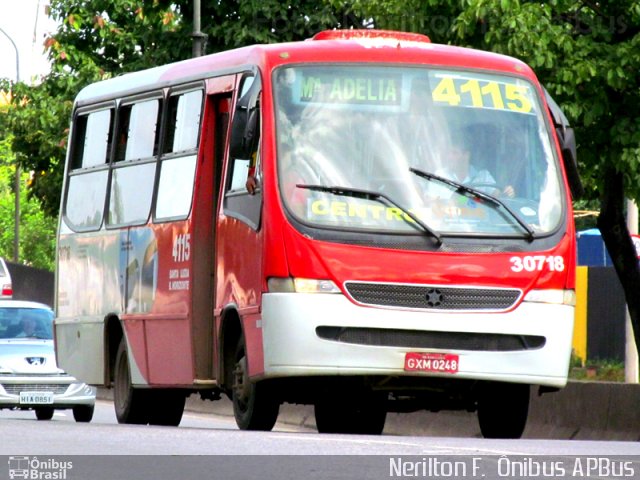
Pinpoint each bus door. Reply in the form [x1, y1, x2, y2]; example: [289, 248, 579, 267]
[190, 76, 234, 382]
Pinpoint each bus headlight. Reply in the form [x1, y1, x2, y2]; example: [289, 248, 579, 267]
[268, 277, 341, 294]
[523, 289, 576, 306]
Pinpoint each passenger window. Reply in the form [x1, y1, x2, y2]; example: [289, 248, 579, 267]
[71, 109, 113, 169]
[108, 163, 155, 226]
[155, 89, 203, 221]
[155, 155, 197, 220]
[65, 108, 113, 231]
[164, 90, 203, 153]
[107, 98, 161, 227]
[115, 99, 161, 162]
[66, 171, 109, 229]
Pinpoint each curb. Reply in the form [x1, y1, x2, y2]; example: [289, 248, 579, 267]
[98, 381, 640, 440]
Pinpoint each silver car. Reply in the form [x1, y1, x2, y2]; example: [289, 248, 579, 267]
[0, 300, 96, 422]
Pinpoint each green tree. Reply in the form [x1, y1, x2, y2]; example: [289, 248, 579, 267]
[0, 137, 56, 270]
[3, 0, 363, 217]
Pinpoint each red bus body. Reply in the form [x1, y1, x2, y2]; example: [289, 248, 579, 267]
[55, 30, 577, 436]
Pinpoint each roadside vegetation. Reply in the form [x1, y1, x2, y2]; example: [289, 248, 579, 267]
[569, 352, 625, 382]
[0, 137, 56, 270]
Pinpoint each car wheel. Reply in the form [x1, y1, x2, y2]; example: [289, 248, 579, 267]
[114, 338, 149, 424]
[73, 405, 95, 423]
[35, 407, 54, 421]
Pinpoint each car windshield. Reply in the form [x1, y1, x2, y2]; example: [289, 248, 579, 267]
[273, 65, 563, 237]
[0, 307, 54, 339]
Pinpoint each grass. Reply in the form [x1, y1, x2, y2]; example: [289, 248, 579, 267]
[568, 353, 625, 382]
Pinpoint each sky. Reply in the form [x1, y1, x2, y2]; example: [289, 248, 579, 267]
[0, 0, 58, 83]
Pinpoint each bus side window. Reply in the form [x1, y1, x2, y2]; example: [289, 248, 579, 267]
[155, 89, 203, 221]
[115, 99, 161, 162]
[108, 98, 161, 226]
[65, 108, 114, 231]
[224, 74, 262, 230]
[228, 75, 261, 193]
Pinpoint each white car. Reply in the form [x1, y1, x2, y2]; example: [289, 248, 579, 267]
[0, 300, 96, 421]
[0, 258, 12, 298]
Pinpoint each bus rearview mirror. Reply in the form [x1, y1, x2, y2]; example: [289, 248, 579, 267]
[557, 126, 583, 199]
[230, 76, 261, 160]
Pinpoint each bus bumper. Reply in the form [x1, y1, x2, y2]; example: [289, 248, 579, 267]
[261, 293, 574, 388]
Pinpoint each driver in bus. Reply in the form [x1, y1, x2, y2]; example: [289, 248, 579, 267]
[429, 133, 515, 199]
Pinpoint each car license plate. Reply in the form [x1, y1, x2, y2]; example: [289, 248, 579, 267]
[19, 392, 54, 404]
[404, 352, 459, 373]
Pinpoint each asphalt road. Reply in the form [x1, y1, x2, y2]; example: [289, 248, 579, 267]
[1, 400, 640, 480]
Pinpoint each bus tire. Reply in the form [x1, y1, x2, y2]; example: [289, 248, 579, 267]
[114, 339, 149, 425]
[314, 395, 387, 435]
[148, 390, 186, 426]
[35, 407, 54, 421]
[73, 405, 94, 423]
[232, 336, 279, 431]
[477, 382, 529, 439]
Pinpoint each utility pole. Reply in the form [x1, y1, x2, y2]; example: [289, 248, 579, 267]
[626, 199, 639, 383]
[0, 26, 21, 263]
[192, 0, 207, 58]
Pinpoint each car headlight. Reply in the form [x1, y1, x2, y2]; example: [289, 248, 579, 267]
[523, 289, 576, 306]
[268, 277, 341, 294]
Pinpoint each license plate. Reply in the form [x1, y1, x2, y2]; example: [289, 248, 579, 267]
[404, 352, 459, 373]
[19, 392, 54, 404]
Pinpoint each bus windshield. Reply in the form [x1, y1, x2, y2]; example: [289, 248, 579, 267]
[273, 65, 563, 237]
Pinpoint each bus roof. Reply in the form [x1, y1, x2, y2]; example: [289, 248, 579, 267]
[74, 30, 535, 106]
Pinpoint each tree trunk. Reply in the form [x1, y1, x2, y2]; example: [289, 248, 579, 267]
[596, 167, 640, 353]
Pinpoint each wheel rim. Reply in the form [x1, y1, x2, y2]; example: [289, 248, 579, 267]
[233, 355, 251, 413]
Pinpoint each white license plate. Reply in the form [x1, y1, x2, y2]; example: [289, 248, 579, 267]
[19, 392, 54, 404]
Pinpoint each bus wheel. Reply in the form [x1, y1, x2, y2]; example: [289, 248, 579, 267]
[232, 337, 279, 431]
[148, 391, 186, 426]
[72, 405, 95, 423]
[114, 339, 149, 424]
[477, 382, 529, 439]
[35, 407, 54, 421]
[314, 395, 387, 435]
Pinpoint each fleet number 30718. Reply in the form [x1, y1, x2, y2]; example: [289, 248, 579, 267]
[510, 255, 565, 272]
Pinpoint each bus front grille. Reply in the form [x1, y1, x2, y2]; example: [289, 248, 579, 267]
[344, 282, 521, 311]
[316, 327, 545, 352]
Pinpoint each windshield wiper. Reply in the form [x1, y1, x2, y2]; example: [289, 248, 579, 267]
[296, 184, 442, 247]
[409, 167, 535, 242]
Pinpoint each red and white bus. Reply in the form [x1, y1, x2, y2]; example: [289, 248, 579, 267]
[55, 29, 580, 438]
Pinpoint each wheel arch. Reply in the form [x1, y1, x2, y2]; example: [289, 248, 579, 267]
[105, 314, 124, 387]
[218, 304, 242, 394]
